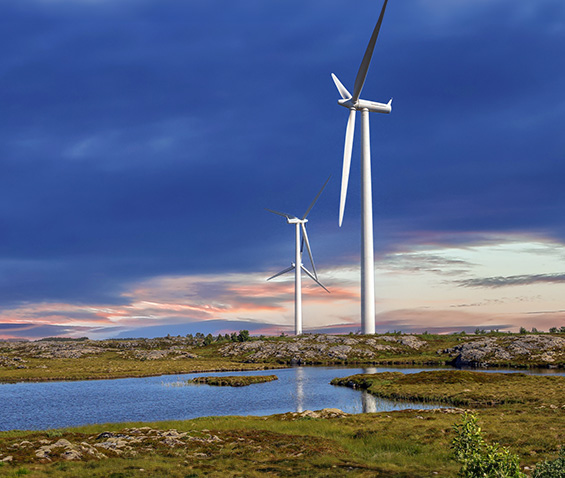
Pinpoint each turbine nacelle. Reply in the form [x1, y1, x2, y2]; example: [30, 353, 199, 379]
[337, 97, 392, 114]
[287, 217, 307, 225]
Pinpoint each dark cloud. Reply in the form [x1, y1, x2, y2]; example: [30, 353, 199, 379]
[0, 323, 88, 339]
[0, 0, 563, 320]
[457, 273, 565, 289]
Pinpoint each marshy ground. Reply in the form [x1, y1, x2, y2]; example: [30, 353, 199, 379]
[1, 333, 564, 476]
[0, 369, 563, 477]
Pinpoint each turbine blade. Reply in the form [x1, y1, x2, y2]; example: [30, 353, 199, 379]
[301, 224, 317, 280]
[265, 208, 296, 221]
[331, 73, 352, 100]
[339, 109, 356, 227]
[267, 265, 295, 281]
[352, 0, 389, 102]
[302, 175, 331, 220]
[301, 265, 330, 293]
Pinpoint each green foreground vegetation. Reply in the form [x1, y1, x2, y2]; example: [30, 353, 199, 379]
[187, 375, 278, 387]
[0, 370, 563, 477]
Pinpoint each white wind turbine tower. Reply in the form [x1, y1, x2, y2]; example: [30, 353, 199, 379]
[331, 0, 392, 335]
[266, 177, 331, 335]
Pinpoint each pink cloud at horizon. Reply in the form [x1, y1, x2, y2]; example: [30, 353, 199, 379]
[1, 236, 564, 340]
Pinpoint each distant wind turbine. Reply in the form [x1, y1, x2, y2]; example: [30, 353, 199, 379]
[266, 177, 331, 335]
[331, 0, 392, 335]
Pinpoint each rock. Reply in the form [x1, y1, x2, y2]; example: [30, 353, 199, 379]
[62, 449, 82, 461]
[444, 335, 565, 367]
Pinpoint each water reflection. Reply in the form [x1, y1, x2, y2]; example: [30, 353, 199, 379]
[2, 365, 560, 431]
[361, 391, 377, 413]
[295, 366, 305, 413]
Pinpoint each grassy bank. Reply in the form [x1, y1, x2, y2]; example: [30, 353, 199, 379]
[331, 370, 565, 407]
[187, 375, 278, 387]
[1, 332, 564, 383]
[0, 371, 563, 477]
[0, 339, 286, 383]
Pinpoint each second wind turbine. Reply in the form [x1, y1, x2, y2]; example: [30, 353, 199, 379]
[331, 0, 392, 335]
[266, 178, 330, 335]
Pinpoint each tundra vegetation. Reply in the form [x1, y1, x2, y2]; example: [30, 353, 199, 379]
[0, 330, 564, 476]
[187, 375, 278, 387]
[1, 330, 564, 383]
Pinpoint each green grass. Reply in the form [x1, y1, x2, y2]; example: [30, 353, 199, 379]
[1, 408, 562, 477]
[0, 351, 283, 383]
[186, 375, 278, 387]
[331, 370, 565, 407]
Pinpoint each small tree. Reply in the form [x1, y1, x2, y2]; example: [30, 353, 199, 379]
[237, 330, 250, 342]
[203, 334, 213, 346]
[452, 413, 525, 478]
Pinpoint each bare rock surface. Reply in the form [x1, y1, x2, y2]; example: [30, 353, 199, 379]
[219, 334, 426, 364]
[442, 335, 565, 367]
[2, 428, 224, 464]
[278, 408, 350, 421]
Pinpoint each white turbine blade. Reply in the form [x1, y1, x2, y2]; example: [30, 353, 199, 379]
[302, 175, 331, 220]
[301, 265, 330, 294]
[265, 208, 296, 221]
[301, 224, 317, 280]
[267, 264, 295, 281]
[331, 73, 352, 100]
[339, 109, 356, 227]
[352, 0, 389, 102]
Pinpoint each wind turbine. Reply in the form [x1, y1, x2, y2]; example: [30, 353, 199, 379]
[266, 177, 331, 335]
[331, 0, 392, 335]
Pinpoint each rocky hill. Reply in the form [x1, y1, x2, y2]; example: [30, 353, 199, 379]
[219, 333, 565, 368]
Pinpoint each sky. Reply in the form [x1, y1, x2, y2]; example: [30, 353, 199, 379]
[1, 0, 564, 340]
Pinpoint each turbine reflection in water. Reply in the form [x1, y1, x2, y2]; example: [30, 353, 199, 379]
[295, 366, 305, 413]
[361, 390, 378, 413]
[361, 367, 378, 413]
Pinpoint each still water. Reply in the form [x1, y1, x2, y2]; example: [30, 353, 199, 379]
[1, 365, 562, 431]
[0, 366, 443, 431]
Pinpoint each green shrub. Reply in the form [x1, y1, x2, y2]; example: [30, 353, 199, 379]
[452, 412, 525, 478]
[533, 447, 565, 478]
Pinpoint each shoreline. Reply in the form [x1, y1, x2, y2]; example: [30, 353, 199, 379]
[1, 332, 563, 384]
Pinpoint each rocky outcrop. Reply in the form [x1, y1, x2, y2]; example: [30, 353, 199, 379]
[0, 356, 27, 369]
[219, 334, 426, 364]
[442, 335, 565, 367]
[278, 408, 349, 420]
[2, 428, 223, 464]
[0, 337, 198, 363]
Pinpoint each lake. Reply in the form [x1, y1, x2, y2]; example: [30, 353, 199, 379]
[1, 365, 562, 431]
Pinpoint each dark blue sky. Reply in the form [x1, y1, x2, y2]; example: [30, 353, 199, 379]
[1, 0, 564, 339]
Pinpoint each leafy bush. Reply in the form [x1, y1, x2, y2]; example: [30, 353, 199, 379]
[533, 447, 565, 478]
[452, 413, 525, 478]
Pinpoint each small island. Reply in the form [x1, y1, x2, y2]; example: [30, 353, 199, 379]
[187, 374, 278, 387]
